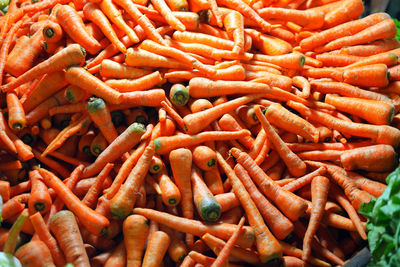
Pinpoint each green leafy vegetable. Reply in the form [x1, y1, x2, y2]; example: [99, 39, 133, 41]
[359, 164, 400, 267]
[394, 19, 400, 41]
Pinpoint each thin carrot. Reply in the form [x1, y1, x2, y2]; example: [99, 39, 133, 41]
[82, 163, 114, 208]
[49, 210, 90, 267]
[338, 38, 400, 57]
[133, 208, 255, 248]
[218, 114, 254, 150]
[39, 168, 110, 236]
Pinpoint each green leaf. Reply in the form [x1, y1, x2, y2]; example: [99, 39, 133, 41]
[394, 19, 400, 41]
[359, 164, 400, 266]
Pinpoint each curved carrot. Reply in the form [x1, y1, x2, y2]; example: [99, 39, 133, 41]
[224, 11, 244, 54]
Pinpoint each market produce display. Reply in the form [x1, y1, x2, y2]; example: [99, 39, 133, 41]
[0, 0, 399, 266]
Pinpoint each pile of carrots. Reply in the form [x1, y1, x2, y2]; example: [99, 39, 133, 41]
[0, 0, 399, 265]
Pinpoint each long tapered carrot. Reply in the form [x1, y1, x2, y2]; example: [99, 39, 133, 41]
[39, 168, 110, 236]
[154, 129, 250, 154]
[234, 163, 294, 240]
[230, 148, 308, 221]
[217, 152, 282, 263]
[2, 44, 86, 92]
[82, 163, 114, 208]
[110, 142, 155, 219]
[133, 208, 255, 248]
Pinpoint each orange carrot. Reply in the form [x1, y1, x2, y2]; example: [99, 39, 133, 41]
[133, 208, 255, 248]
[87, 97, 118, 144]
[28, 170, 52, 215]
[99, 59, 152, 79]
[338, 39, 400, 57]
[15, 240, 55, 267]
[110, 142, 155, 219]
[142, 230, 171, 267]
[151, 0, 186, 31]
[42, 20, 63, 43]
[218, 114, 254, 150]
[323, 0, 364, 28]
[6, 92, 26, 131]
[258, 8, 324, 29]
[123, 214, 149, 267]
[82, 163, 114, 208]
[104, 242, 126, 267]
[39, 168, 110, 236]
[224, 11, 245, 54]
[49, 210, 90, 267]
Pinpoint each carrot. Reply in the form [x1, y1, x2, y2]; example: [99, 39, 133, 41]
[142, 231, 170, 267]
[127, 108, 149, 125]
[340, 144, 397, 172]
[113, 0, 166, 45]
[122, 89, 166, 107]
[86, 98, 117, 144]
[54, 5, 101, 54]
[107, 71, 164, 92]
[246, 30, 292, 56]
[49, 210, 90, 267]
[305, 161, 373, 210]
[15, 240, 55, 267]
[310, 80, 390, 103]
[0, 181, 10, 202]
[216, 152, 282, 263]
[41, 115, 91, 156]
[338, 39, 400, 57]
[39, 168, 110, 236]
[99, 59, 151, 79]
[253, 53, 305, 71]
[154, 129, 250, 154]
[29, 212, 66, 267]
[224, 11, 244, 54]
[234, 164, 294, 240]
[218, 114, 254, 150]
[151, 0, 186, 31]
[344, 50, 399, 69]
[329, 185, 367, 240]
[231, 148, 308, 221]
[3, 209, 28, 254]
[325, 94, 394, 125]
[323, 0, 364, 28]
[390, 64, 400, 81]
[48, 101, 88, 116]
[82, 163, 114, 208]
[183, 94, 261, 134]
[5, 29, 43, 78]
[123, 214, 149, 267]
[155, 169, 181, 206]
[100, 0, 139, 43]
[65, 67, 123, 105]
[110, 142, 155, 219]
[191, 167, 221, 222]
[2, 44, 85, 93]
[192, 146, 217, 171]
[27, 170, 51, 215]
[83, 3, 126, 53]
[302, 176, 330, 261]
[254, 105, 306, 176]
[6, 92, 25, 132]
[315, 19, 397, 53]
[287, 101, 400, 147]
[22, 71, 68, 113]
[42, 20, 63, 43]
[133, 208, 255, 248]
[189, 99, 213, 113]
[282, 167, 326, 192]
[259, 8, 324, 29]
[83, 122, 145, 177]
[279, 241, 331, 267]
[217, 0, 270, 32]
[149, 155, 164, 174]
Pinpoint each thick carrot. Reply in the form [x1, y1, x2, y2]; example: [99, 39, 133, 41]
[83, 122, 145, 177]
[325, 94, 394, 125]
[340, 144, 397, 172]
[287, 101, 400, 147]
[104, 242, 126, 267]
[142, 230, 170, 267]
[302, 176, 330, 261]
[56, 5, 102, 54]
[49, 210, 90, 267]
[2, 44, 86, 92]
[110, 142, 155, 219]
[191, 167, 221, 222]
[154, 129, 251, 154]
[316, 19, 397, 53]
[99, 60, 151, 79]
[15, 240, 55, 267]
[39, 168, 110, 236]
[87, 97, 118, 144]
[6, 92, 26, 131]
[29, 212, 66, 267]
[42, 20, 63, 43]
[192, 146, 218, 171]
[83, 2, 126, 53]
[155, 169, 181, 206]
[65, 67, 123, 105]
[230, 148, 308, 221]
[123, 214, 149, 267]
[133, 208, 255, 248]
[338, 39, 400, 57]
[234, 164, 294, 240]
[28, 170, 52, 215]
[216, 152, 282, 263]
[258, 8, 324, 29]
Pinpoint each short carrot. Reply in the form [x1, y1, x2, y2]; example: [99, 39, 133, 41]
[28, 170, 52, 215]
[15, 240, 55, 267]
[123, 214, 149, 267]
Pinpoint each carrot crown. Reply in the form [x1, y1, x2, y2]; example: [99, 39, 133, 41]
[87, 98, 106, 113]
[127, 122, 146, 134]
